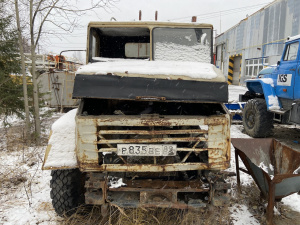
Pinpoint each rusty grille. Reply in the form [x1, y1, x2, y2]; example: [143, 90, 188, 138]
[76, 114, 230, 172]
[97, 123, 210, 165]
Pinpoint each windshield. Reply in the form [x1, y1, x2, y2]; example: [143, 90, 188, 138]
[153, 28, 212, 63]
[89, 27, 150, 62]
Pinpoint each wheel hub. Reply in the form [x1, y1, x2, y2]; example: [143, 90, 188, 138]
[246, 111, 255, 128]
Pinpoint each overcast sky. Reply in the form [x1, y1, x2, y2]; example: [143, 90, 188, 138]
[40, 0, 272, 61]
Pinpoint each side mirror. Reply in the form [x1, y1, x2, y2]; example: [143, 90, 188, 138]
[277, 61, 280, 66]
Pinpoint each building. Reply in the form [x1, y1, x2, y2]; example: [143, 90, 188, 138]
[215, 0, 300, 85]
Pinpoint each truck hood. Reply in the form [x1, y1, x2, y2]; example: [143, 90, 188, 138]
[76, 60, 225, 82]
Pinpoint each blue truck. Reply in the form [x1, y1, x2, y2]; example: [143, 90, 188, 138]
[241, 35, 300, 137]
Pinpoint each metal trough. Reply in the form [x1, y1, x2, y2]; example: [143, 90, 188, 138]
[231, 138, 300, 225]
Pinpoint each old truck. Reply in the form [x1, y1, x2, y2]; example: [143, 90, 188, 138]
[43, 21, 231, 216]
[242, 35, 300, 137]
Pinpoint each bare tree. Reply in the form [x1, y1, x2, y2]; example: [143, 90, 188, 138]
[15, 0, 31, 142]
[15, 0, 117, 144]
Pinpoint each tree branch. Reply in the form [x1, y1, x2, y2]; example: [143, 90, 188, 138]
[0, 78, 11, 88]
[34, 0, 60, 48]
[32, 0, 46, 23]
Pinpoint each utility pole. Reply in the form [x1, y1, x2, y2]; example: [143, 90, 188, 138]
[220, 12, 222, 33]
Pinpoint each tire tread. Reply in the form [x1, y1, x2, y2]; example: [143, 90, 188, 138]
[50, 169, 85, 217]
[243, 98, 273, 137]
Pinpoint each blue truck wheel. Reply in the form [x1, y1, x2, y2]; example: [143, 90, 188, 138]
[242, 98, 273, 137]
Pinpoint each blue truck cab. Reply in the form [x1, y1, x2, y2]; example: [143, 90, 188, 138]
[242, 35, 300, 137]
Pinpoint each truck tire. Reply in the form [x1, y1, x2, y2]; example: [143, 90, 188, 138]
[50, 169, 85, 217]
[243, 98, 273, 137]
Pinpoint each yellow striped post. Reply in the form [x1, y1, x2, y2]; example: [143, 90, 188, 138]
[228, 54, 242, 85]
[228, 56, 234, 84]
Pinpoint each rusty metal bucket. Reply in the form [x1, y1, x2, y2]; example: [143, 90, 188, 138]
[231, 138, 300, 225]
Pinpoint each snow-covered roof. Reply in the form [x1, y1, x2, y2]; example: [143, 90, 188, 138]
[76, 60, 225, 82]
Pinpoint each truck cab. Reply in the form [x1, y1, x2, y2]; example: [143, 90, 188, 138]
[43, 21, 231, 216]
[242, 35, 300, 137]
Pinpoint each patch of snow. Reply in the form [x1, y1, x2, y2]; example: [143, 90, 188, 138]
[273, 205, 281, 215]
[200, 33, 207, 44]
[287, 34, 300, 42]
[261, 78, 274, 87]
[102, 152, 112, 155]
[259, 162, 269, 174]
[0, 114, 22, 128]
[293, 166, 300, 174]
[231, 125, 251, 139]
[77, 61, 218, 80]
[43, 109, 78, 168]
[184, 35, 192, 41]
[268, 95, 280, 110]
[282, 193, 300, 212]
[229, 109, 242, 114]
[228, 85, 248, 103]
[230, 204, 260, 225]
[154, 42, 211, 63]
[108, 177, 126, 189]
[199, 125, 208, 130]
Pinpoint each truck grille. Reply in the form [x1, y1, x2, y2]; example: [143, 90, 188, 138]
[97, 125, 209, 165]
[77, 114, 230, 172]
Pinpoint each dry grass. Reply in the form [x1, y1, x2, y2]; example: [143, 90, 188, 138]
[62, 203, 233, 225]
[0, 124, 44, 199]
[4, 125, 27, 152]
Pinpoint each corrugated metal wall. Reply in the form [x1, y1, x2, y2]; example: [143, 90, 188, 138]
[216, 0, 300, 84]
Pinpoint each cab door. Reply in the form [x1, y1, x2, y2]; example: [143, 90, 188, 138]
[293, 41, 300, 99]
[276, 40, 299, 99]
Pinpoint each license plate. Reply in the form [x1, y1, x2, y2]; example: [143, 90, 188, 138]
[117, 144, 177, 156]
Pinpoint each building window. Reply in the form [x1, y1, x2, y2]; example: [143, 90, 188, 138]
[245, 57, 268, 77]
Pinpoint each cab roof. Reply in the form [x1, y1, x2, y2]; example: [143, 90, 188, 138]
[88, 21, 213, 29]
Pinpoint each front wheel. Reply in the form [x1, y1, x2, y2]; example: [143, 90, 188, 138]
[242, 98, 273, 137]
[50, 169, 85, 217]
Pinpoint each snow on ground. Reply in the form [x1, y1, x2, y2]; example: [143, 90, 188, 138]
[229, 125, 254, 186]
[0, 144, 60, 225]
[0, 109, 62, 224]
[230, 204, 260, 225]
[0, 114, 21, 128]
[0, 85, 299, 225]
[282, 194, 300, 212]
[228, 85, 248, 103]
